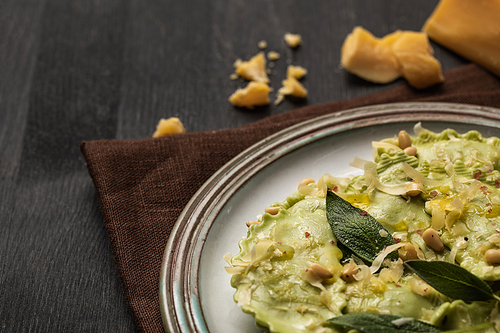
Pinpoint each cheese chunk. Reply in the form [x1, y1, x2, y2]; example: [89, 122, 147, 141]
[341, 26, 444, 88]
[423, 0, 500, 77]
[233, 52, 270, 83]
[152, 117, 186, 138]
[392, 32, 444, 89]
[228, 81, 271, 108]
[341, 27, 402, 84]
[286, 65, 308, 80]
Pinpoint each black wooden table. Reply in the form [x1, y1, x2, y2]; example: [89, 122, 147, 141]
[0, 1, 467, 331]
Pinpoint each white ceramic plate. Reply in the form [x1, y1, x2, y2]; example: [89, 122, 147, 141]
[160, 102, 500, 333]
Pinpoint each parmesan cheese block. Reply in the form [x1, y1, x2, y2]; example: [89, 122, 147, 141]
[152, 117, 186, 137]
[233, 52, 270, 83]
[228, 81, 271, 108]
[423, 0, 500, 77]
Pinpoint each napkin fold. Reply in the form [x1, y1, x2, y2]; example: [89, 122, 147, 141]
[81, 63, 500, 333]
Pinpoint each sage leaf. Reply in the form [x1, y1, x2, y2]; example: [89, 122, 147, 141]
[405, 260, 497, 302]
[326, 313, 440, 333]
[326, 190, 397, 263]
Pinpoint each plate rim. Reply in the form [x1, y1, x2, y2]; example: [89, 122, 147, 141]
[159, 102, 500, 333]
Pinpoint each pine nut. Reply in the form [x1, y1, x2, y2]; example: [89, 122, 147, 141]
[341, 261, 359, 283]
[404, 243, 418, 260]
[485, 249, 500, 265]
[422, 228, 444, 252]
[398, 130, 412, 150]
[406, 181, 423, 197]
[406, 189, 422, 197]
[404, 146, 417, 156]
[246, 220, 261, 227]
[265, 206, 281, 215]
[308, 263, 333, 281]
[298, 178, 315, 189]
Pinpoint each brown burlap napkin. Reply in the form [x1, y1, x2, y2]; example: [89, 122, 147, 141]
[81, 63, 500, 333]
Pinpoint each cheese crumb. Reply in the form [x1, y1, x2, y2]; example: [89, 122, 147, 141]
[152, 117, 186, 138]
[275, 65, 308, 105]
[284, 33, 302, 48]
[267, 51, 281, 61]
[287, 65, 308, 79]
[228, 81, 271, 108]
[258, 40, 268, 49]
[233, 52, 270, 83]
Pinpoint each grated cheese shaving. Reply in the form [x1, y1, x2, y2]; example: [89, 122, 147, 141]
[431, 206, 446, 230]
[375, 180, 424, 196]
[372, 141, 401, 151]
[401, 162, 446, 187]
[303, 268, 327, 293]
[370, 243, 407, 274]
[413, 122, 427, 136]
[392, 317, 414, 327]
[353, 264, 372, 284]
[449, 238, 468, 263]
[223, 252, 233, 265]
[349, 156, 371, 169]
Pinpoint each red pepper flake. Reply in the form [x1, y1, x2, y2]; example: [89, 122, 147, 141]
[330, 240, 335, 245]
[283, 251, 287, 254]
[359, 210, 367, 216]
[496, 180, 500, 188]
[489, 209, 493, 213]
[480, 186, 492, 194]
[393, 238, 401, 244]
[488, 170, 493, 173]
[306, 269, 309, 272]
[430, 190, 438, 197]
[493, 222, 496, 226]
[416, 230, 423, 235]
[278, 242, 282, 245]
[305, 232, 311, 238]
[395, 284, 401, 288]
[332, 186, 339, 192]
[424, 288, 428, 292]
[486, 203, 491, 206]
[474, 171, 482, 180]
